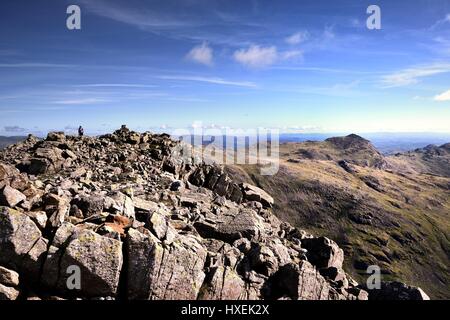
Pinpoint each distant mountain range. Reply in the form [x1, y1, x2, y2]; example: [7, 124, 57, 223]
[3, 132, 450, 154]
[0, 136, 27, 149]
[279, 133, 450, 154]
[226, 134, 450, 299]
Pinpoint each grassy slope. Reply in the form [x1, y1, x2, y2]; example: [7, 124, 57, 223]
[226, 141, 450, 299]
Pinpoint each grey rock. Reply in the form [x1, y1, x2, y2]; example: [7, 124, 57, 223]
[0, 266, 19, 287]
[195, 208, 265, 243]
[0, 207, 47, 283]
[0, 186, 26, 208]
[56, 230, 123, 297]
[199, 266, 246, 300]
[44, 194, 70, 228]
[301, 237, 344, 269]
[0, 283, 20, 300]
[249, 244, 279, 276]
[25, 211, 48, 230]
[46, 132, 66, 142]
[126, 228, 207, 300]
[41, 223, 77, 289]
[268, 261, 332, 300]
[72, 194, 104, 218]
[365, 281, 430, 300]
[241, 183, 274, 208]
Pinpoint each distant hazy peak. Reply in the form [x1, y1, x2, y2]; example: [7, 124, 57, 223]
[325, 134, 373, 150]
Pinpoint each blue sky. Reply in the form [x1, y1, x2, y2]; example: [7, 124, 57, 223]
[0, 0, 449, 136]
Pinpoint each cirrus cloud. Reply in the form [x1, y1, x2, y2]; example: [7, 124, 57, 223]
[382, 63, 450, 87]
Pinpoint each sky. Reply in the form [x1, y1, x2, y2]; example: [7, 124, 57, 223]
[0, 0, 449, 136]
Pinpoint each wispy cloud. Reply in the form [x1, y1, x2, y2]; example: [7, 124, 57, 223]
[186, 42, 213, 66]
[293, 81, 361, 97]
[0, 63, 75, 68]
[272, 66, 379, 75]
[79, 0, 199, 29]
[233, 45, 278, 68]
[51, 98, 111, 105]
[382, 63, 450, 87]
[285, 31, 309, 45]
[4, 125, 26, 133]
[73, 84, 158, 88]
[430, 13, 450, 30]
[434, 89, 450, 101]
[281, 50, 303, 60]
[157, 75, 257, 88]
[232, 44, 302, 68]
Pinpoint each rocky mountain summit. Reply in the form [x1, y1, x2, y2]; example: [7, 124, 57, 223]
[0, 127, 429, 300]
[287, 134, 389, 169]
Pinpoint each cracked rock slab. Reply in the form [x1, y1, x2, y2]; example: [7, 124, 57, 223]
[0, 206, 47, 283]
[56, 229, 123, 298]
[126, 228, 207, 300]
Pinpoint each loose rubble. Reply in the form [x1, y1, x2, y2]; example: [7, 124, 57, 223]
[0, 127, 429, 300]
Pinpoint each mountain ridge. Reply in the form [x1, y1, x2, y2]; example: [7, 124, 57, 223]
[226, 134, 450, 299]
[0, 128, 433, 300]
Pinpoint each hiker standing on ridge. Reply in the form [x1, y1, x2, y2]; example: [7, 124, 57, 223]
[78, 126, 84, 137]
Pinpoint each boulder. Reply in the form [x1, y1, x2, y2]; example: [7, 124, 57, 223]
[301, 237, 344, 269]
[126, 228, 207, 300]
[25, 211, 48, 230]
[133, 197, 159, 212]
[0, 186, 26, 208]
[194, 209, 265, 243]
[33, 147, 66, 173]
[56, 229, 123, 297]
[9, 174, 29, 191]
[0, 283, 20, 300]
[366, 281, 430, 300]
[0, 207, 47, 283]
[28, 158, 53, 175]
[241, 183, 274, 208]
[72, 194, 104, 218]
[147, 211, 169, 240]
[0, 164, 19, 183]
[41, 223, 77, 289]
[198, 266, 247, 300]
[268, 261, 332, 300]
[46, 131, 66, 142]
[249, 244, 279, 276]
[44, 194, 70, 228]
[320, 267, 348, 288]
[0, 266, 19, 287]
[107, 192, 135, 218]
